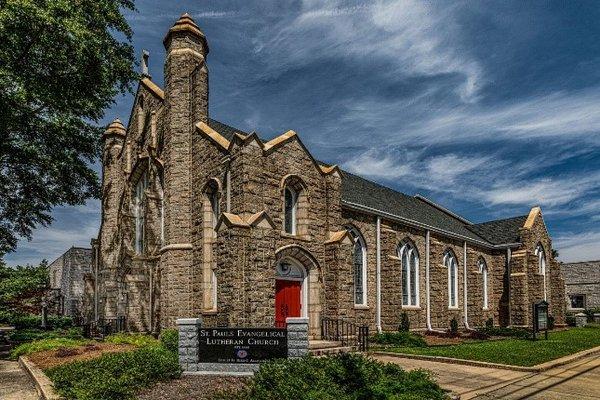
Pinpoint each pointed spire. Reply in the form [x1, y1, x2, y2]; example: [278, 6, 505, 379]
[104, 119, 126, 138]
[163, 13, 209, 53]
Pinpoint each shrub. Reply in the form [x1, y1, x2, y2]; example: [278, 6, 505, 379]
[159, 329, 178, 353]
[371, 331, 427, 347]
[233, 353, 447, 400]
[10, 337, 89, 359]
[105, 333, 160, 348]
[0, 313, 74, 330]
[46, 346, 181, 400]
[476, 326, 531, 339]
[398, 312, 410, 332]
[485, 317, 494, 329]
[566, 315, 576, 327]
[548, 315, 555, 330]
[8, 327, 84, 343]
[449, 317, 459, 336]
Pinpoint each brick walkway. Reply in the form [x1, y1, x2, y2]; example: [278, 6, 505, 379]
[0, 360, 38, 400]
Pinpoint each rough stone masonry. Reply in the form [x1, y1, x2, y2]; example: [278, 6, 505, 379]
[83, 13, 566, 336]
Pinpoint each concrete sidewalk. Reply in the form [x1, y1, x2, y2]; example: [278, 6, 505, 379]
[0, 360, 38, 400]
[375, 353, 600, 400]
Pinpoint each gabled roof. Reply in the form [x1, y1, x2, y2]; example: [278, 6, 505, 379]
[467, 215, 528, 245]
[340, 171, 486, 244]
[190, 118, 529, 247]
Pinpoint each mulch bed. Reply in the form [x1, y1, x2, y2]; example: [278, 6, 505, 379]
[28, 342, 135, 369]
[138, 375, 250, 400]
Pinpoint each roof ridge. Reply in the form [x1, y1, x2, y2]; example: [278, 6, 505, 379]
[474, 214, 529, 226]
[414, 194, 472, 225]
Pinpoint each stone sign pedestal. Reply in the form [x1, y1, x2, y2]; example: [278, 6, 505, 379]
[176, 317, 309, 376]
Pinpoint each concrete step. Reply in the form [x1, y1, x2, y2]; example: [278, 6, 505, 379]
[309, 340, 343, 350]
[310, 346, 355, 356]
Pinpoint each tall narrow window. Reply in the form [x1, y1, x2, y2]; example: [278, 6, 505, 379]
[134, 173, 148, 254]
[479, 258, 488, 309]
[399, 240, 419, 306]
[535, 244, 547, 301]
[209, 190, 220, 233]
[444, 250, 458, 308]
[158, 172, 165, 245]
[347, 226, 367, 306]
[284, 187, 297, 234]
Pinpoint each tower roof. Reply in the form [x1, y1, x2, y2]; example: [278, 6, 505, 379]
[103, 119, 126, 137]
[163, 13, 209, 52]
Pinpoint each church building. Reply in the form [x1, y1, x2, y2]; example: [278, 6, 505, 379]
[87, 14, 566, 337]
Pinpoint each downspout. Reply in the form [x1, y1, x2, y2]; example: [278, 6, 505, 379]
[425, 230, 432, 331]
[94, 244, 99, 321]
[507, 247, 512, 327]
[376, 216, 382, 333]
[463, 241, 472, 330]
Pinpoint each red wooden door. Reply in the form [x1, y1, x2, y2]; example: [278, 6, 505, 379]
[275, 280, 301, 327]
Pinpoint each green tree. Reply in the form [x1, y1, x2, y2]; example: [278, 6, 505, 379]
[0, 259, 49, 316]
[0, 0, 137, 255]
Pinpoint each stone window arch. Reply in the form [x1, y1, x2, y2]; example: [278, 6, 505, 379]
[535, 243, 547, 301]
[478, 257, 489, 309]
[281, 175, 308, 236]
[346, 225, 367, 306]
[399, 238, 419, 307]
[444, 249, 459, 308]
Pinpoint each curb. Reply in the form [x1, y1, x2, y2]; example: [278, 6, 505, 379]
[372, 344, 600, 372]
[18, 356, 61, 400]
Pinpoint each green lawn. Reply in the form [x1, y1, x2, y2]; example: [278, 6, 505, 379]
[382, 326, 600, 366]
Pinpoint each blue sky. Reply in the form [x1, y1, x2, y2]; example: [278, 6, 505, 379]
[5, 0, 600, 265]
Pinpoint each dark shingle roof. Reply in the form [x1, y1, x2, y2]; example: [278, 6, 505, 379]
[206, 120, 525, 247]
[208, 119, 248, 142]
[467, 215, 528, 245]
[341, 171, 487, 243]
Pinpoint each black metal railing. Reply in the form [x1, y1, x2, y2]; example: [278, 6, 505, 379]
[321, 317, 369, 351]
[82, 316, 126, 338]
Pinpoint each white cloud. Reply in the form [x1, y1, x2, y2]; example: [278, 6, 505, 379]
[555, 231, 600, 263]
[255, 0, 482, 101]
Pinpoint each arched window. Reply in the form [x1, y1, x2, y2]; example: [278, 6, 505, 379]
[134, 172, 148, 254]
[399, 240, 419, 307]
[158, 171, 165, 245]
[210, 270, 218, 309]
[478, 258, 488, 309]
[535, 243, 547, 300]
[347, 226, 367, 306]
[204, 180, 220, 237]
[284, 187, 297, 234]
[202, 179, 220, 311]
[444, 250, 459, 308]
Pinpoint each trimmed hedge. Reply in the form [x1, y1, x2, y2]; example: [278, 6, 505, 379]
[46, 345, 181, 400]
[159, 329, 178, 354]
[0, 312, 74, 330]
[8, 327, 83, 343]
[234, 353, 448, 400]
[104, 333, 160, 348]
[371, 331, 427, 347]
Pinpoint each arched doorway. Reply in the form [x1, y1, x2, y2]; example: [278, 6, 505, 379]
[275, 259, 307, 327]
[274, 245, 321, 335]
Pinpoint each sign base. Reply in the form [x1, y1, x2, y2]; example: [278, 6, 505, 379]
[183, 362, 259, 376]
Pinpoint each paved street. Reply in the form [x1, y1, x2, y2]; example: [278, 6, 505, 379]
[0, 360, 38, 400]
[375, 353, 600, 400]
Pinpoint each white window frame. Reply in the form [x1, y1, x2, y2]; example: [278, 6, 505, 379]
[284, 187, 297, 235]
[535, 244, 547, 301]
[134, 173, 148, 254]
[478, 258, 489, 310]
[347, 226, 368, 306]
[444, 250, 459, 309]
[399, 241, 420, 307]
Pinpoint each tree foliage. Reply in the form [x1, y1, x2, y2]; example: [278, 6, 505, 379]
[0, 259, 49, 316]
[0, 0, 138, 255]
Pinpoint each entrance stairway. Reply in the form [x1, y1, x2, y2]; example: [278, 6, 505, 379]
[309, 340, 355, 356]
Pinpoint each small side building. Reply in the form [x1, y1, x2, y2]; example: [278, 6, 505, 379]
[561, 260, 600, 312]
[48, 247, 93, 318]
